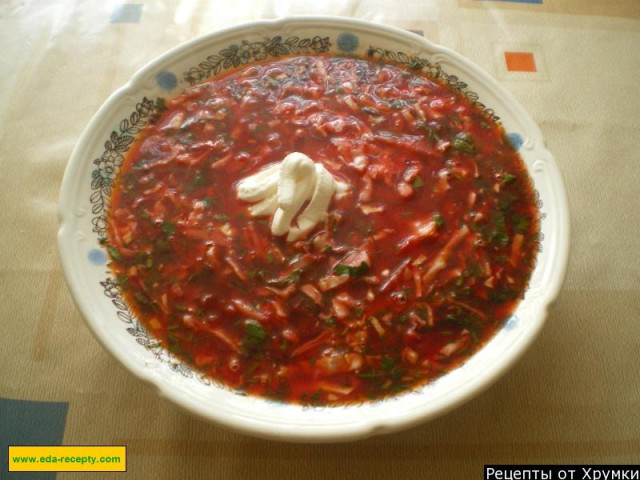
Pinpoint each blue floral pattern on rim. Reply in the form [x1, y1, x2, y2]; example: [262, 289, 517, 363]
[337, 32, 359, 52]
[503, 315, 519, 331]
[506, 132, 524, 150]
[156, 71, 178, 91]
[88, 249, 107, 266]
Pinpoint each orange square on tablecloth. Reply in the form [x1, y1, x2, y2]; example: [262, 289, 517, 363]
[504, 51, 537, 72]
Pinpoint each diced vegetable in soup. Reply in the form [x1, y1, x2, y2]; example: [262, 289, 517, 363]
[106, 55, 539, 405]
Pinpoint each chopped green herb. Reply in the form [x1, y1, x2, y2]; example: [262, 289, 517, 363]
[202, 196, 216, 207]
[488, 288, 519, 303]
[167, 335, 182, 353]
[114, 273, 128, 287]
[445, 314, 481, 343]
[498, 192, 517, 211]
[268, 270, 301, 287]
[513, 214, 531, 234]
[381, 357, 395, 370]
[490, 230, 509, 248]
[246, 321, 266, 341]
[503, 173, 517, 184]
[107, 246, 122, 262]
[389, 99, 415, 109]
[242, 320, 267, 354]
[486, 211, 509, 248]
[495, 255, 509, 265]
[161, 221, 177, 236]
[452, 132, 475, 154]
[418, 123, 440, 143]
[154, 238, 172, 253]
[493, 210, 506, 229]
[185, 170, 205, 192]
[134, 292, 155, 310]
[433, 212, 444, 227]
[391, 383, 410, 394]
[465, 261, 484, 278]
[334, 261, 370, 277]
[323, 316, 337, 327]
[214, 214, 230, 222]
[412, 175, 424, 189]
[389, 365, 406, 379]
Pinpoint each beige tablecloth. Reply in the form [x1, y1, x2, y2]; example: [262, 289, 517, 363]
[2, 0, 640, 478]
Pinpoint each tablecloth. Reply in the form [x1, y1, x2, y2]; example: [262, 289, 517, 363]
[1, 0, 639, 478]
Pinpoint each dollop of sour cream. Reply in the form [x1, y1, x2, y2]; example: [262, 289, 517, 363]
[236, 152, 347, 241]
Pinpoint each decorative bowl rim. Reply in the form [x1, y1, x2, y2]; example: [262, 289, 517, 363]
[57, 15, 570, 442]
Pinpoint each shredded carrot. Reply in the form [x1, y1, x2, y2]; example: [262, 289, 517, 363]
[398, 219, 437, 251]
[369, 316, 385, 337]
[422, 225, 470, 287]
[510, 233, 524, 266]
[210, 328, 241, 353]
[225, 257, 247, 281]
[300, 284, 323, 305]
[209, 153, 234, 170]
[231, 298, 266, 321]
[317, 382, 355, 395]
[194, 354, 215, 367]
[451, 299, 487, 321]
[414, 268, 422, 298]
[291, 330, 331, 358]
[271, 298, 287, 318]
[379, 258, 411, 292]
[182, 229, 210, 240]
[439, 337, 467, 357]
[402, 347, 419, 365]
[265, 284, 296, 299]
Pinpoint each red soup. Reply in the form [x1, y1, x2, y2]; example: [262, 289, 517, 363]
[107, 55, 539, 405]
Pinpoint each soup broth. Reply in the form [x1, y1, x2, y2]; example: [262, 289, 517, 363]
[106, 55, 539, 405]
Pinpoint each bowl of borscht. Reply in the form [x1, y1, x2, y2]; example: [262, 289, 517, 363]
[58, 16, 569, 441]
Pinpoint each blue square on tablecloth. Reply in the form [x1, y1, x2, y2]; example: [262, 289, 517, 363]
[0, 397, 69, 479]
[111, 4, 144, 23]
[477, 0, 542, 3]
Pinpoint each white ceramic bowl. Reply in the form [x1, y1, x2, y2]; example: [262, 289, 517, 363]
[58, 16, 570, 442]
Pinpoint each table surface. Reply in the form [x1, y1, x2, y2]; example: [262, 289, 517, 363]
[1, 0, 639, 478]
